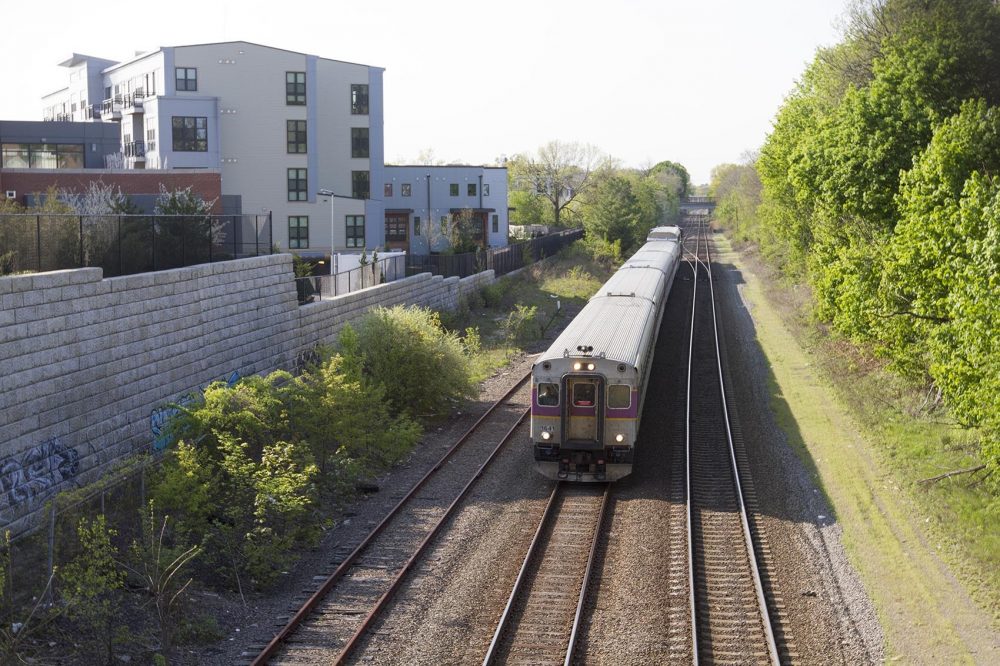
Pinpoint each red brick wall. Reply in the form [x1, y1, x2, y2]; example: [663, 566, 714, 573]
[0, 169, 223, 213]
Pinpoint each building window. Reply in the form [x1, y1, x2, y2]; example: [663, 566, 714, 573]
[289, 216, 309, 249]
[171, 116, 208, 151]
[286, 71, 306, 105]
[351, 127, 369, 158]
[414, 216, 421, 235]
[492, 214, 499, 233]
[346, 215, 365, 248]
[401, 183, 411, 197]
[351, 84, 369, 114]
[468, 183, 477, 196]
[288, 168, 307, 201]
[483, 183, 490, 196]
[449, 184, 459, 196]
[384, 183, 393, 197]
[352, 170, 370, 199]
[287, 120, 307, 153]
[175, 67, 197, 91]
[1, 143, 83, 169]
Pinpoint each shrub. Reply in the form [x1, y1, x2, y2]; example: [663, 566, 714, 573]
[152, 436, 317, 592]
[290, 353, 421, 485]
[502, 304, 540, 343]
[342, 305, 476, 418]
[59, 515, 126, 665]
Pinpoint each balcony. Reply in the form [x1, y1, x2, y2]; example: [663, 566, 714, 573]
[123, 141, 146, 160]
[83, 104, 102, 121]
[122, 92, 144, 114]
[101, 97, 122, 121]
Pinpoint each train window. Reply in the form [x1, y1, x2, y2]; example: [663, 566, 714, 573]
[608, 385, 631, 409]
[573, 383, 596, 407]
[537, 383, 559, 406]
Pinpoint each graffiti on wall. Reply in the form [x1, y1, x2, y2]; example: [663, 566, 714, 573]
[0, 437, 80, 517]
[149, 370, 241, 451]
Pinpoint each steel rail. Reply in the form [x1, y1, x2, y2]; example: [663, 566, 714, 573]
[252, 369, 533, 665]
[684, 217, 703, 665]
[703, 224, 780, 664]
[482, 482, 610, 666]
[481, 482, 562, 666]
[334, 408, 531, 664]
[564, 482, 611, 666]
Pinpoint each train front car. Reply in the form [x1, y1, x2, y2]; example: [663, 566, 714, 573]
[531, 228, 682, 481]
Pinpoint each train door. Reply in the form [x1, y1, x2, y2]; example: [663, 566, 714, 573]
[565, 376, 603, 444]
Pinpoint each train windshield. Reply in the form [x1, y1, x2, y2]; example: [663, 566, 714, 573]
[537, 383, 559, 406]
[608, 384, 631, 409]
[573, 383, 596, 407]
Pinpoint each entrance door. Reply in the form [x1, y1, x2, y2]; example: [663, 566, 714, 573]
[385, 213, 409, 251]
[566, 377, 601, 443]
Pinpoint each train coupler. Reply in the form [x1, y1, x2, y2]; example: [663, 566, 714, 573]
[557, 459, 570, 479]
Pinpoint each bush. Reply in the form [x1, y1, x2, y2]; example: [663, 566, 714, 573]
[290, 353, 421, 485]
[341, 305, 476, 418]
[502, 304, 540, 343]
[59, 516, 126, 664]
[153, 435, 317, 592]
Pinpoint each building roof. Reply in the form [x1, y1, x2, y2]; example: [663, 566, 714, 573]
[100, 40, 383, 74]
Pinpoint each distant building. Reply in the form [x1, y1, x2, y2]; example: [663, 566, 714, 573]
[382, 165, 508, 255]
[40, 41, 385, 255]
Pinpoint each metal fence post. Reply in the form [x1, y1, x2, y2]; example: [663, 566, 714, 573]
[47, 503, 56, 605]
[150, 217, 156, 271]
[118, 215, 123, 276]
[36, 215, 42, 272]
[79, 215, 84, 267]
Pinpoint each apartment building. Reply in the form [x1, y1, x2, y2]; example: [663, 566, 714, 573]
[382, 165, 508, 254]
[41, 41, 384, 255]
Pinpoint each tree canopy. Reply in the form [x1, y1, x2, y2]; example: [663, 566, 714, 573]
[711, 0, 1000, 486]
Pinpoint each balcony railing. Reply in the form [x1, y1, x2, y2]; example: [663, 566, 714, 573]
[83, 104, 102, 120]
[123, 141, 146, 158]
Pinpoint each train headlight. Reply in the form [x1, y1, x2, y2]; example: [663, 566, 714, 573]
[541, 430, 551, 440]
[573, 362, 582, 371]
[586, 363, 595, 371]
[615, 433, 625, 443]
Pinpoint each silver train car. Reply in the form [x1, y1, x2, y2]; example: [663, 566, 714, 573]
[531, 226, 683, 481]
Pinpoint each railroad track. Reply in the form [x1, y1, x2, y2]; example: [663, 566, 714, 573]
[250, 369, 533, 665]
[684, 216, 781, 664]
[483, 481, 610, 665]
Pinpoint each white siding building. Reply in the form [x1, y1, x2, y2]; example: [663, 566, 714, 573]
[41, 41, 384, 256]
[382, 165, 508, 255]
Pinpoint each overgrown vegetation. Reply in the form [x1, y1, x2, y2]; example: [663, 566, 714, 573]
[0, 240, 615, 663]
[708, 0, 999, 616]
[711, 0, 1000, 495]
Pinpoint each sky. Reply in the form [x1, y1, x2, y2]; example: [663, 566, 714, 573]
[0, 0, 847, 184]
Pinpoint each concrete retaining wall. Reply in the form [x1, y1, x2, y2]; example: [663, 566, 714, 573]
[0, 256, 494, 535]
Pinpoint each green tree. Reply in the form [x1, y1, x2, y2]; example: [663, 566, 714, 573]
[583, 174, 644, 255]
[59, 516, 126, 665]
[507, 141, 610, 227]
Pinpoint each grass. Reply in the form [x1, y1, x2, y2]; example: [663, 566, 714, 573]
[442, 242, 612, 383]
[713, 232, 999, 662]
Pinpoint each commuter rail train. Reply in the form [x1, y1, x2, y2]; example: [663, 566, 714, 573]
[531, 226, 684, 481]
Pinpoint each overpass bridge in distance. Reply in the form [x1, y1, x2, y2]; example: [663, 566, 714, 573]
[679, 196, 716, 213]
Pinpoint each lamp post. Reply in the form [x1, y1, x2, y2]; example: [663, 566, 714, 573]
[318, 188, 343, 276]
